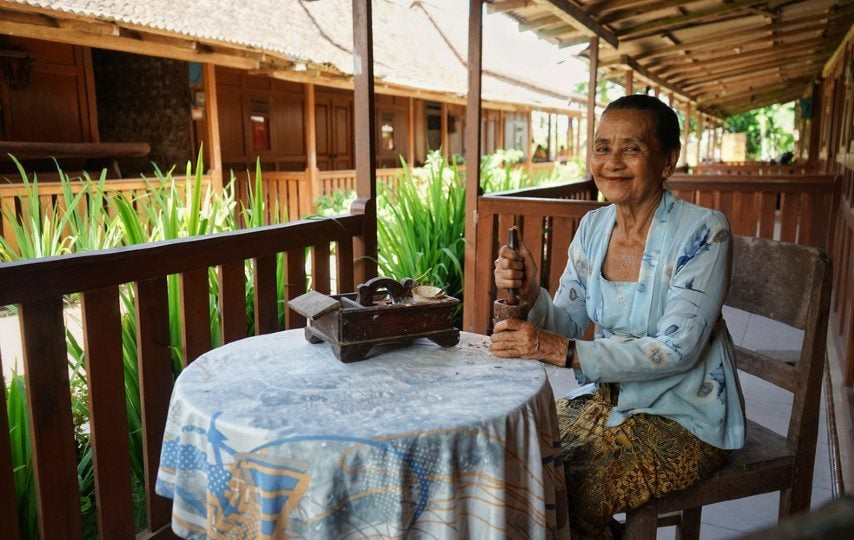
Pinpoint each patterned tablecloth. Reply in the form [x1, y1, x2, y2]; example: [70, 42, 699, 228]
[156, 330, 569, 539]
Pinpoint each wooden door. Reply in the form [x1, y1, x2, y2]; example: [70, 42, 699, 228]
[315, 94, 353, 171]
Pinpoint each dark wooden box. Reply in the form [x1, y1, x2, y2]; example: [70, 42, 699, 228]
[289, 277, 460, 362]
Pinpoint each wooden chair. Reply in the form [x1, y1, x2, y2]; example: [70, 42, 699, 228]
[624, 235, 833, 539]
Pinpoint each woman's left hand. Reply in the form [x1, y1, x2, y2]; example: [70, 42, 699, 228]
[490, 319, 570, 367]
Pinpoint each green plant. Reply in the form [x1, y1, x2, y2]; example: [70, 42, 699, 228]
[314, 189, 356, 217]
[5, 370, 36, 539]
[377, 151, 465, 314]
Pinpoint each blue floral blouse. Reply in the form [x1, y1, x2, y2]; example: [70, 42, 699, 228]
[528, 190, 746, 449]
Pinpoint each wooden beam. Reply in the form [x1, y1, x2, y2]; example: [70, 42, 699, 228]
[624, 68, 633, 94]
[541, 0, 619, 48]
[586, 36, 599, 166]
[463, 0, 484, 333]
[304, 83, 321, 208]
[487, 0, 532, 13]
[636, 13, 849, 61]
[0, 18, 260, 70]
[653, 38, 832, 77]
[440, 102, 449, 159]
[600, 0, 707, 24]
[351, 0, 378, 285]
[617, 0, 770, 40]
[202, 63, 222, 193]
[518, 14, 562, 32]
[823, 23, 854, 77]
[680, 102, 691, 166]
[672, 53, 826, 87]
[617, 55, 708, 115]
[408, 96, 415, 166]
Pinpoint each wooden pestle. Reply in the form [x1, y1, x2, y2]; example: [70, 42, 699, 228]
[492, 226, 528, 330]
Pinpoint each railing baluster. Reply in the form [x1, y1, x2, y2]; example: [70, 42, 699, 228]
[780, 192, 801, 243]
[19, 296, 82, 539]
[253, 255, 278, 335]
[179, 268, 212, 365]
[548, 217, 574, 295]
[286, 248, 307, 329]
[758, 192, 777, 239]
[0, 351, 21, 540]
[337, 237, 355, 294]
[134, 277, 175, 534]
[219, 260, 247, 344]
[81, 286, 135, 538]
[313, 242, 331, 295]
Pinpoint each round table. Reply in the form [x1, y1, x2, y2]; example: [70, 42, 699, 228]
[156, 330, 569, 539]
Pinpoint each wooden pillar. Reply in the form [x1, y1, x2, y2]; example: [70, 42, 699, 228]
[304, 83, 320, 210]
[566, 116, 574, 156]
[808, 78, 823, 165]
[695, 114, 704, 165]
[440, 102, 449, 160]
[653, 86, 660, 99]
[202, 63, 223, 192]
[546, 113, 553, 160]
[351, 0, 378, 285]
[625, 68, 634, 95]
[586, 36, 600, 168]
[680, 102, 691, 166]
[497, 110, 504, 150]
[526, 110, 533, 166]
[408, 96, 415, 166]
[462, 0, 483, 332]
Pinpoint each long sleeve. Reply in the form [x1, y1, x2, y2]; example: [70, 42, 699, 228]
[577, 212, 732, 383]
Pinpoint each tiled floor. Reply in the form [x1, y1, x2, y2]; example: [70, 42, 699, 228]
[546, 306, 833, 539]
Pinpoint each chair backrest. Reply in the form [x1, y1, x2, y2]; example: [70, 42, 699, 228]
[725, 235, 832, 451]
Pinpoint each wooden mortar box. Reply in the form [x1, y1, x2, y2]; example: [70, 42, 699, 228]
[289, 277, 460, 362]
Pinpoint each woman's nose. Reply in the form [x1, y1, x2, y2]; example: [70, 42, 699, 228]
[604, 150, 625, 169]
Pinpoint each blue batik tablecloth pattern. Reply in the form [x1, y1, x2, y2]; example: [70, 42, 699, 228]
[156, 330, 569, 538]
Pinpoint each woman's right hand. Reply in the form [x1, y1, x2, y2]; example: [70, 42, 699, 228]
[493, 233, 540, 308]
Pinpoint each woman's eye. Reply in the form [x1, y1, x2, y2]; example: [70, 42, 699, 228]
[595, 146, 609, 153]
[625, 146, 641, 153]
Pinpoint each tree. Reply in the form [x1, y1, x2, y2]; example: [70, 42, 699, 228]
[724, 102, 795, 161]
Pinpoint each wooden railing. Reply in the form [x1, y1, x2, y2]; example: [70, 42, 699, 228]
[693, 162, 816, 176]
[0, 176, 214, 254]
[0, 214, 365, 539]
[667, 174, 839, 250]
[232, 170, 312, 221]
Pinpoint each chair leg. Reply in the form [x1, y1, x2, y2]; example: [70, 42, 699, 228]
[625, 505, 658, 540]
[676, 507, 702, 540]
[779, 484, 812, 521]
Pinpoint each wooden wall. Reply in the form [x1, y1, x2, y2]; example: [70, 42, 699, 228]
[210, 67, 308, 174]
[0, 36, 98, 173]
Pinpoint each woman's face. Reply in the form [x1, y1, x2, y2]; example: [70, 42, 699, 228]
[590, 109, 679, 208]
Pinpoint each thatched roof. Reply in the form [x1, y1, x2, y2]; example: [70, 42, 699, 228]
[1, 0, 583, 113]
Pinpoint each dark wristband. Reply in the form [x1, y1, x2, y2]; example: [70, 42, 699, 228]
[565, 339, 575, 368]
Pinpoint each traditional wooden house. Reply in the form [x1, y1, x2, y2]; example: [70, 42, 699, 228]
[0, 0, 587, 217]
[0, 1, 852, 538]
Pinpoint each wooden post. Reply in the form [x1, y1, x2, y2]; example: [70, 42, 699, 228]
[351, 0, 378, 285]
[440, 102, 449, 160]
[546, 113, 553, 160]
[653, 86, 660, 98]
[462, 0, 483, 332]
[566, 116, 573, 156]
[586, 36, 600, 168]
[625, 68, 634, 95]
[304, 83, 321, 210]
[680, 102, 691, 166]
[526, 109, 534, 166]
[808, 78, 823, 165]
[497, 110, 504, 150]
[696, 114, 704, 165]
[202, 63, 223, 193]
[408, 97, 415, 166]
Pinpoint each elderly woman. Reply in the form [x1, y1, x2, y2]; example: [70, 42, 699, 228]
[491, 95, 745, 538]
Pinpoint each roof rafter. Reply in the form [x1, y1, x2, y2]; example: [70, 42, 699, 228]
[599, 0, 707, 25]
[617, 0, 772, 40]
[540, 0, 619, 48]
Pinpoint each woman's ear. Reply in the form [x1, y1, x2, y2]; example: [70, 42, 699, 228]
[662, 147, 680, 177]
